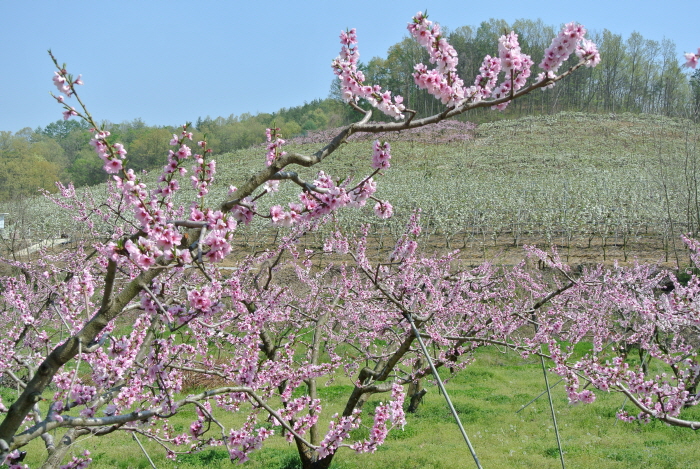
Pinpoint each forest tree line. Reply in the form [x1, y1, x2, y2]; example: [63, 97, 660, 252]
[1, 18, 699, 201]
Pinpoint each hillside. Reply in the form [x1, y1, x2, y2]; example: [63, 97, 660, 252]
[2, 112, 699, 267]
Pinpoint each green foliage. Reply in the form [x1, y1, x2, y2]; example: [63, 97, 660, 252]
[178, 449, 230, 465]
[41, 119, 90, 140]
[0, 129, 63, 200]
[127, 127, 174, 172]
[68, 149, 107, 187]
[690, 68, 700, 120]
[675, 267, 700, 285]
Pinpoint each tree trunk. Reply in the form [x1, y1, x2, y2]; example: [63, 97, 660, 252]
[295, 439, 335, 469]
[407, 357, 426, 413]
[40, 427, 89, 469]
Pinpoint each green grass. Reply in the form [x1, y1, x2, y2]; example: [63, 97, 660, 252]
[17, 345, 700, 469]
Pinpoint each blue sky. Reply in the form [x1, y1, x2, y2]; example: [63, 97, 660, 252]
[1, 0, 696, 133]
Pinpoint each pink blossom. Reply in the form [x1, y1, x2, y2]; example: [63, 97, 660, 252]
[112, 143, 127, 158]
[408, 12, 466, 106]
[332, 29, 405, 119]
[265, 128, 287, 166]
[53, 71, 70, 94]
[540, 22, 588, 73]
[177, 144, 192, 159]
[231, 198, 255, 225]
[62, 107, 77, 120]
[203, 230, 232, 262]
[264, 180, 280, 193]
[349, 177, 376, 207]
[684, 48, 700, 68]
[371, 140, 391, 169]
[374, 201, 393, 219]
[576, 38, 601, 68]
[103, 158, 123, 174]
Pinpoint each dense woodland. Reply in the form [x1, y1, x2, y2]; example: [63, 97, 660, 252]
[1, 18, 699, 201]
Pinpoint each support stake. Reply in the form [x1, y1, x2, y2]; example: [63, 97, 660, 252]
[540, 355, 565, 469]
[406, 313, 483, 469]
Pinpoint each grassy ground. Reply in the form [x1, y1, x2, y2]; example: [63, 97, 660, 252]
[14, 345, 700, 469]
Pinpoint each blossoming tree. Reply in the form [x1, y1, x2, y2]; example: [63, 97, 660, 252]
[10, 11, 685, 469]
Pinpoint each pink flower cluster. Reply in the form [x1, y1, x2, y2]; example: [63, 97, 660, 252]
[114, 221, 191, 269]
[348, 177, 377, 208]
[567, 388, 596, 404]
[3, 450, 28, 469]
[352, 383, 406, 453]
[124, 236, 162, 270]
[270, 203, 303, 227]
[409, 13, 537, 110]
[305, 171, 350, 216]
[89, 130, 127, 174]
[53, 71, 71, 95]
[265, 127, 287, 166]
[408, 13, 600, 107]
[227, 426, 274, 463]
[317, 410, 362, 459]
[191, 154, 215, 198]
[52, 71, 82, 97]
[188, 285, 220, 313]
[156, 128, 197, 198]
[275, 396, 322, 442]
[62, 107, 78, 120]
[332, 29, 405, 119]
[52, 70, 83, 119]
[267, 164, 391, 227]
[408, 12, 465, 106]
[58, 450, 92, 469]
[189, 206, 237, 262]
[202, 229, 233, 262]
[471, 55, 501, 103]
[113, 169, 156, 227]
[576, 38, 601, 67]
[371, 140, 391, 169]
[323, 230, 350, 254]
[489, 33, 533, 110]
[685, 48, 700, 68]
[230, 195, 256, 225]
[373, 201, 393, 219]
[539, 22, 600, 74]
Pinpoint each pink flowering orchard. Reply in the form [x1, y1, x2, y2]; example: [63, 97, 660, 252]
[5, 11, 698, 469]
